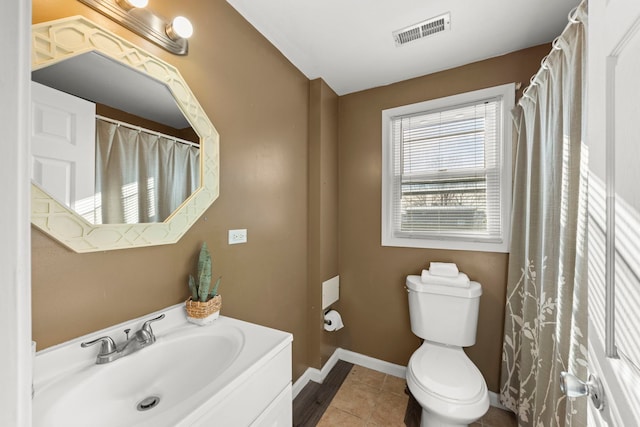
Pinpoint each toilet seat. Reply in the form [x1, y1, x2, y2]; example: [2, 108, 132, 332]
[407, 342, 489, 423]
[409, 342, 485, 402]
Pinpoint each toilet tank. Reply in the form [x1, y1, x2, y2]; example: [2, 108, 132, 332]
[406, 275, 482, 347]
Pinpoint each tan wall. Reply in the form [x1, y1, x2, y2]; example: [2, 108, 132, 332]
[32, 0, 312, 379]
[31, 0, 549, 391]
[336, 44, 550, 392]
[307, 79, 340, 368]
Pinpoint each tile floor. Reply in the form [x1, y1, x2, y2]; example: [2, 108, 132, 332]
[317, 365, 408, 426]
[315, 364, 517, 427]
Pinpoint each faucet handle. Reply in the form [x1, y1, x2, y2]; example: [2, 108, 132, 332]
[81, 336, 116, 355]
[141, 313, 165, 337]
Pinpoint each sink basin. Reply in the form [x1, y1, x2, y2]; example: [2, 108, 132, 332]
[33, 305, 292, 427]
[35, 329, 242, 426]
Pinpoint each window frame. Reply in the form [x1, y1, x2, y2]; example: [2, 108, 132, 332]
[381, 83, 514, 252]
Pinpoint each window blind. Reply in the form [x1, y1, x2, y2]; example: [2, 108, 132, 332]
[390, 98, 504, 242]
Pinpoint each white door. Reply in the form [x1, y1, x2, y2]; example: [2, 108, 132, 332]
[587, 0, 640, 424]
[31, 81, 96, 211]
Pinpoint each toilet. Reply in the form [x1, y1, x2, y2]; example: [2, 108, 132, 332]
[405, 274, 490, 427]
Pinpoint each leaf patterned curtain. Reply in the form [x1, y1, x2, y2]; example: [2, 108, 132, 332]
[500, 2, 588, 426]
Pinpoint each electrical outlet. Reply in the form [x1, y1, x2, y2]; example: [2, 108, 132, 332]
[228, 229, 247, 244]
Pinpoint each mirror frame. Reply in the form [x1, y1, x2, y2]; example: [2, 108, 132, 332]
[31, 16, 219, 252]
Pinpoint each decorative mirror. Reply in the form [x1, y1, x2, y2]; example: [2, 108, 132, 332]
[31, 16, 219, 252]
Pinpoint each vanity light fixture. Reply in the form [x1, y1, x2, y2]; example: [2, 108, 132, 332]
[77, 0, 192, 55]
[166, 16, 193, 41]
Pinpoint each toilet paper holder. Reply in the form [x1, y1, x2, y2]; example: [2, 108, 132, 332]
[323, 309, 344, 332]
[323, 310, 333, 325]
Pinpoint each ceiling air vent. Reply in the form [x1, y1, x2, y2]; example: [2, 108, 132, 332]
[393, 13, 451, 47]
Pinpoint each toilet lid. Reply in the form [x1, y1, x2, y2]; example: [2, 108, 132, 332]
[408, 344, 485, 403]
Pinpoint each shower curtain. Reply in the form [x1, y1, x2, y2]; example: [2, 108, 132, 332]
[95, 119, 200, 224]
[499, 2, 588, 426]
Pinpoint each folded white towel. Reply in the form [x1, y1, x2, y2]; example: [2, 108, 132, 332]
[421, 270, 470, 288]
[429, 262, 459, 277]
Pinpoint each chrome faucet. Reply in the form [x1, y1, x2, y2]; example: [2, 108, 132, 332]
[81, 314, 165, 364]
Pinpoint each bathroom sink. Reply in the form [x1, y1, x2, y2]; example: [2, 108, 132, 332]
[33, 305, 293, 427]
[35, 330, 242, 427]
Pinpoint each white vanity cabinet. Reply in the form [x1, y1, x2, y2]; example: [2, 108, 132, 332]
[33, 305, 293, 427]
[187, 341, 292, 427]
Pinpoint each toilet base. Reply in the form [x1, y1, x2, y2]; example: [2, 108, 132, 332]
[421, 408, 470, 427]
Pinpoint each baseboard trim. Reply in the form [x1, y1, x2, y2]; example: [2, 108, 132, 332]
[292, 367, 318, 398]
[334, 348, 406, 378]
[489, 391, 509, 411]
[292, 348, 513, 414]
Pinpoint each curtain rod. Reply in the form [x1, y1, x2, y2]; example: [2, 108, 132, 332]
[519, 0, 586, 105]
[95, 115, 200, 148]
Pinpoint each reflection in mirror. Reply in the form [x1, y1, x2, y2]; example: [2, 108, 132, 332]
[31, 51, 200, 224]
[31, 16, 219, 252]
[93, 117, 199, 224]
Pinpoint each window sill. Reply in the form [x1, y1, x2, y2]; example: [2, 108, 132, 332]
[381, 234, 510, 253]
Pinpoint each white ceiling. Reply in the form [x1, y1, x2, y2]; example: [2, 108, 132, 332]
[226, 0, 581, 95]
[32, 52, 191, 129]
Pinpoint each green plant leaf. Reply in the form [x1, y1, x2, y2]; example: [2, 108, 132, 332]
[199, 284, 211, 301]
[194, 242, 211, 301]
[197, 242, 211, 282]
[210, 276, 222, 298]
[188, 275, 198, 300]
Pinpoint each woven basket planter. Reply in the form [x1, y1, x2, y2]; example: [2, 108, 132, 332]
[185, 295, 221, 325]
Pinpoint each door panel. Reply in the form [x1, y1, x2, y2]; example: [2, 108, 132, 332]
[31, 81, 95, 210]
[612, 24, 640, 371]
[587, 0, 640, 424]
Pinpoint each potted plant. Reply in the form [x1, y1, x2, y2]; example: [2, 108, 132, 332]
[185, 242, 222, 325]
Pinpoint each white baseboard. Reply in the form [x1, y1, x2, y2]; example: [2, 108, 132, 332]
[489, 391, 509, 411]
[292, 348, 513, 414]
[292, 348, 406, 398]
[292, 349, 341, 398]
[335, 348, 406, 378]
[291, 368, 318, 398]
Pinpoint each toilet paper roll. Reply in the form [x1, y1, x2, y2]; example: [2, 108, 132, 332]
[323, 310, 344, 332]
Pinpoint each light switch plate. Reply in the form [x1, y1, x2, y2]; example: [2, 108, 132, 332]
[228, 229, 247, 244]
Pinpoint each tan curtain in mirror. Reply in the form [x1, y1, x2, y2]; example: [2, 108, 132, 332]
[95, 119, 200, 224]
[500, 2, 588, 426]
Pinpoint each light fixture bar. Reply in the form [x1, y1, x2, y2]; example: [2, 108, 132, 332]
[77, 0, 189, 55]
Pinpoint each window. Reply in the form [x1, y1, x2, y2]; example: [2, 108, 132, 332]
[381, 84, 514, 252]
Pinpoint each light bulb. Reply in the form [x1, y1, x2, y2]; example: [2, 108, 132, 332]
[116, 0, 148, 10]
[166, 16, 193, 40]
[127, 0, 148, 7]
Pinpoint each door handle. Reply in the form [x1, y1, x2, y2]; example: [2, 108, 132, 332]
[560, 371, 605, 411]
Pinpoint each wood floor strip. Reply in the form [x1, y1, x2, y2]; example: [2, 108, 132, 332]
[404, 389, 421, 427]
[292, 360, 354, 427]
